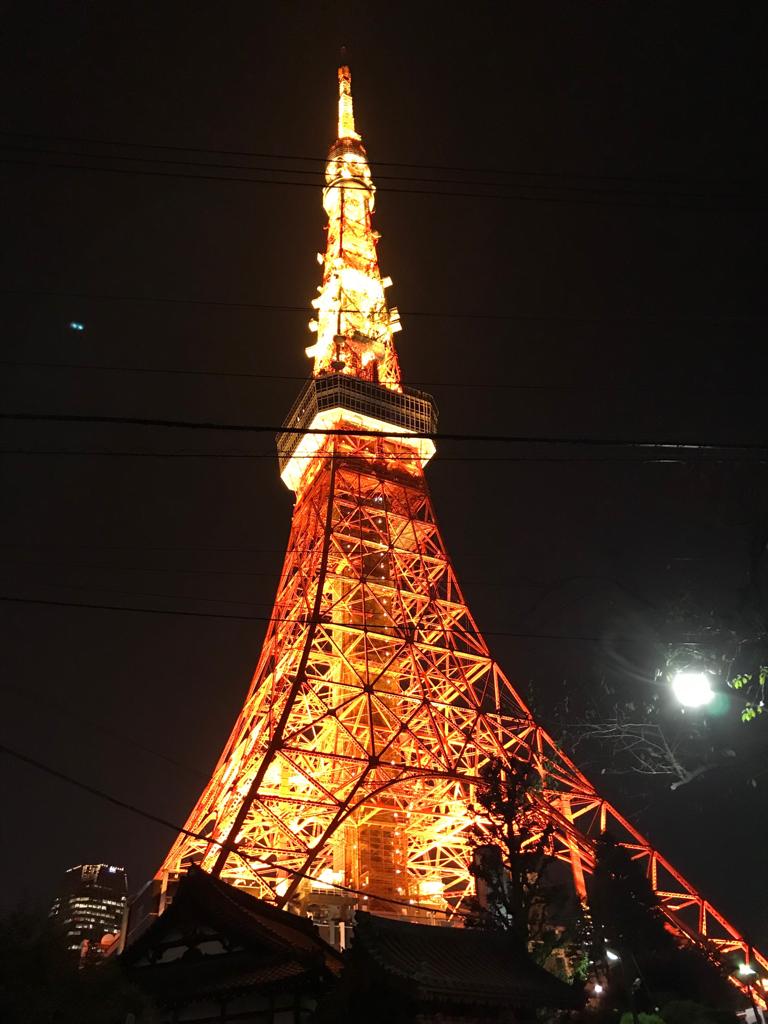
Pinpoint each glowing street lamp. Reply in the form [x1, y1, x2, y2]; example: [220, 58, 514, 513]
[671, 669, 715, 709]
[606, 949, 620, 962]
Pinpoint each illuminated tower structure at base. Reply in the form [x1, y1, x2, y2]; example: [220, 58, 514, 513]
[158, 66, 766, 981]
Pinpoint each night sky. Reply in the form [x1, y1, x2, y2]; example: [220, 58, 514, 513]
[1, 2, 767, 948]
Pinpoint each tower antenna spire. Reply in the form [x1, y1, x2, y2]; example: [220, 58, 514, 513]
[337, 61, 360, 141]
[304, 61, 402, 390]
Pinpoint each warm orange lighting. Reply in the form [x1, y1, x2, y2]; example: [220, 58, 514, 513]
[306, 65, 402, 391]
[156, 65, 768, 989]
[337, 65, 360, 141]
[280, 408, 434, 492]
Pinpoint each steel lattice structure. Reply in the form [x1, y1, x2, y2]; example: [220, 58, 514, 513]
[157, 66, 766, 986]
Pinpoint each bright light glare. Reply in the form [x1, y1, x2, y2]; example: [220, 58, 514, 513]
[738, 963, 756, 977]
[594, 984, 604, 994]
[672, 670, 714, 708]
[606, 950, 620, 962]
[311, 868, 344, 892]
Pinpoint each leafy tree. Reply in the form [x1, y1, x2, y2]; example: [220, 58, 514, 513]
[619, 1013, 664, 1024]
[560, 689, 719, 791]
[659, 470, 768, 725]
[467, 757, 588, 974]
[0, 906, 153, 1024]
[588, 836, 737, 1018]
[660, 999, 742, 1024]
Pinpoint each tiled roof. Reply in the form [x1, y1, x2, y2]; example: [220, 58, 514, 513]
[352, 913, 584, 1009]
[186, 868, 337, 962]
[122, 867, 342, 979]
[127, 949, 309, 1001]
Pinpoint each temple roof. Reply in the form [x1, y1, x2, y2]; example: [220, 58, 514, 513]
[122, 867, 342, 1002]
[350, 912, 584, 1009]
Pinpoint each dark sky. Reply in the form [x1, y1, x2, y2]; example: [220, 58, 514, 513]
[1, 1, 767, 948]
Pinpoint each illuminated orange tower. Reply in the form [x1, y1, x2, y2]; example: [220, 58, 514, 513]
[157, 66, 766, 978]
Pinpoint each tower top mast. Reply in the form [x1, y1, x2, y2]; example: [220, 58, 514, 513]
[305, 65, 403, 391]
[279, 64, 437, 493]
[337, 65, 360, 141]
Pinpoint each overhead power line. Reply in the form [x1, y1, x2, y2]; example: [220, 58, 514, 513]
[0, 569, 654, 630]
[0, 542, 301, 554]
[0, 556, 285, 580]
[5, 680, 206, 781]
[2, 288, 765, 325]
[0, 556, 651, 596]
[0, 739, 471, 919]
[1, 151, 759, 211]
[4, 448, 767, 466]
[0, 142, 672, 195]
[3, 579, 276, 610]
[0, 740, 212, 842]
[2, 356, 766, 400]
[0, 541, 705, 568]
[0, 141, 755, 205]
[0, 127, 756, 189]
[3, 410, 768, 454]
[0, 593, 625, 643]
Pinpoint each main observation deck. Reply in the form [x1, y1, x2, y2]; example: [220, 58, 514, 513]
[277, 374, 438, 491]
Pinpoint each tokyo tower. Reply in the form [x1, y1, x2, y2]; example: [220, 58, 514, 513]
[157, 65, 765, 979]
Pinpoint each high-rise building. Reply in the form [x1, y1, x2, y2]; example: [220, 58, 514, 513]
[145, 64, 766, 987]
[49, 863, 127, 965]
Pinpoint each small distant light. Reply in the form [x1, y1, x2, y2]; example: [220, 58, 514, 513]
[606, 949, 620, 962]
[672, 670, 714, 708]
[69, 321, 85, 331]
[738, 963, 756, 977]
[594, 983, 604, 994]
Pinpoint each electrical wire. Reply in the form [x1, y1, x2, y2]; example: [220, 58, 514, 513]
[2, 579, 277, 609]
[2, 355, 766, 398]
[0, 572, 648, 625]
[0, 566, 650, 798]
[5, 680, 206, 781]
[0, 593, 663, 643]
[1, 152, 759, 210]
[2, 288, 764, 325]
[3, 410, 768, 454]
[0, 556, 638, 594]
[1, 568, 588, 790]
[0, 557, 284, 580]
[0, 127, 756, 189]
[3, 448, 767, 465]
[0, 547, 713, 583]
[0, 540, 711, 561]
[0, 141, 754, 204]
[0, 738, 471, 919]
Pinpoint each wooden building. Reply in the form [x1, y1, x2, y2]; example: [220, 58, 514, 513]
[122, 868, 582, 1023]
[317, 910, 584, 1023]
[121, 867, 342, 1023]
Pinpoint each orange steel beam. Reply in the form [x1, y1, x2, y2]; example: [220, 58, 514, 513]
[155, 64, 766, 999]
[158, 429, 766, 994]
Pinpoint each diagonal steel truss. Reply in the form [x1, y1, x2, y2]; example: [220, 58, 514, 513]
[158, 429, 767, 985]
